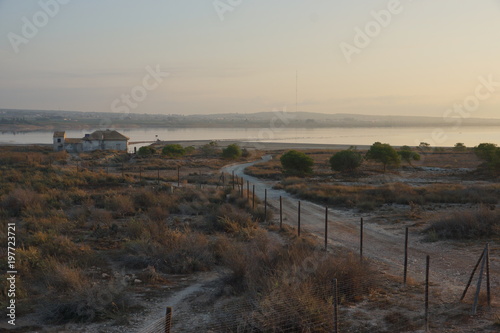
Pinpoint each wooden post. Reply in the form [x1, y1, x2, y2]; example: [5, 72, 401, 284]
[279, 196, 283, 229]
[157, 168, 160, 184]
[264, 189, 267, 222]
[298, 201, 301, 237]
[247, 180, 250, 200]
[252, 185, 255, 209]
[461, 248, 486, 301]
[232, 171, 235, 190]
[241, 178, 244, 197]
[425, 255, 430, 332]
[177, 166, 180, 187]
[472, 248, 487, 315]
[165, 307, 172, 333]
[333, 278, 339, 333]
[325, 206, 328, 251]
[360, 217, 364, 261]
[486, 243, 491, 307]
[404, 227, 409, 285]
[77, 161, 79, 172]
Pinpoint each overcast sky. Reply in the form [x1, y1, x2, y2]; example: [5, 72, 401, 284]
[1, 0, 500, 118]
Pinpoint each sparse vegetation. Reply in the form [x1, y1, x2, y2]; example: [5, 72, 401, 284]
[398, 145, 421, 166]
[162, 144, 186, 157]
[222, 143, 242, 159]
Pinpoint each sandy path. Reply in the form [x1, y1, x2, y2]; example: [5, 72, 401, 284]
[222, 157, 500, 305]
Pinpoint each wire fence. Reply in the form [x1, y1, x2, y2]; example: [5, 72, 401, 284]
[31, 157, 494, 332]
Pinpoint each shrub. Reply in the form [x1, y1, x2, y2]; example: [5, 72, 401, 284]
[329, 148, 363, 172]
[425, 207, 500, 240]
[366, 142, 400, 172]
[474, 143, 500, 172]
[453, 142, 467, 152]
[222, 144, 242, 159]
[200, 141, 219, 156]
[398, 146, 421, 166]
[137, 146, 156, 156]
[162, 144, 186, 157]
[280, 150, 314, 176]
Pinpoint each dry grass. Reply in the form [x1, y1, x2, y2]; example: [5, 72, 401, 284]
[425, 206, 500, 240]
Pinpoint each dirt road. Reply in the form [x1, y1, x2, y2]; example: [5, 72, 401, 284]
[223, 157, 500, 305]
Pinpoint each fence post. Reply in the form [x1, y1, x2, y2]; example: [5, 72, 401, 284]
[252, 185, 255, 209]
[247, 180, 249, 200]
[232, 171, 235, 190]
[298, 200, 301, 237]
[165, 307, 172, 333]
[472, 248, 487, 315]
[325, 206, 328, 251]
[177, 166, 180, 187]
[264, 189, 267, 222]
[486, 243, 491, 307]
[461, 247, 486, 301]
[425, 255, 430, 332]
[121, 162, 124, 178]
[360, 217, 364, 261]
[279, 196, 283, 229]
[404, 227, 409, 285]
[139, 167, 142, 181]
[157, 168, 160, 184]
[333, 278, 339, 333]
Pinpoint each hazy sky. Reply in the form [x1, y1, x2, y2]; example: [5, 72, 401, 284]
[1, 0, 500, 118]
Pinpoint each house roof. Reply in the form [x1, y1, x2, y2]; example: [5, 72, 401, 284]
[86, 130, 129, 141]
[65, 138, 82, 144]
[53, 131, 66, 137]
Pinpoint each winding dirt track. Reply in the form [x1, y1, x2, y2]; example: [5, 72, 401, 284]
[223, 156, 500, 305]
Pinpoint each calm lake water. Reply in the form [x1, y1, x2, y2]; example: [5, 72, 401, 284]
[1, 127, 499, 150]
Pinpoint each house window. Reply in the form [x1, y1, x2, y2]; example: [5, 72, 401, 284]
[57, 138, 61, 143]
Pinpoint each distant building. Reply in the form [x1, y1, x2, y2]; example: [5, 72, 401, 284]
[53, 130, 129, 153]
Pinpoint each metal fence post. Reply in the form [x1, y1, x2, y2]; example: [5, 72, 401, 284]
[425, 255, 430, 332]
[333, 278, 339, 333]
[264, 189, 267, 222]
[325, 206, 328, 251]
[404, 227, 409, 285]
[360, 217, 364, 261]
[298, 200, 301, 237]
[165, 307, 172, 333]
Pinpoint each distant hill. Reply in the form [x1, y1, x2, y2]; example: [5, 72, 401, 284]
[1, 108, 500, 131]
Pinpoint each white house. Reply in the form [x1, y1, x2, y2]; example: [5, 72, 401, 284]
[53, 130, 129, 153]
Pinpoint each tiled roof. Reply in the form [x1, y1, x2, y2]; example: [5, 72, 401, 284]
[65, 138, 82, 144]
[86, 130, 129, 141]
[53, 131, 65, 137]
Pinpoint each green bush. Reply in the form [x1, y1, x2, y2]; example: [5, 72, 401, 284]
[162, 144, 186, 157]
[222, 144, 242, 159]
[329, 148, 363, 172]
[398, 146, 420, 166]
[137, 146, 156, 156]
[280, 150, 314, 176]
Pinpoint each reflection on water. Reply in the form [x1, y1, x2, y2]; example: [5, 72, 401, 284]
[0, 126, 499, 148]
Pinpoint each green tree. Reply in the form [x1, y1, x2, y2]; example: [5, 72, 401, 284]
[453, 143, 467, 152]
[366, 142, 400, 172]
[474, 143, 500, 172]
[280, 150, 314, 176]
[222, 144, 242, 159]
[137, 146, 156, 156]
[398, 146, 420, 166]
[329, 148, 363, 172]
[162, 144, 186, 157]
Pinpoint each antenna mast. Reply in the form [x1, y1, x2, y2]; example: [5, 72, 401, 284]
[295, 70, 298, 113]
